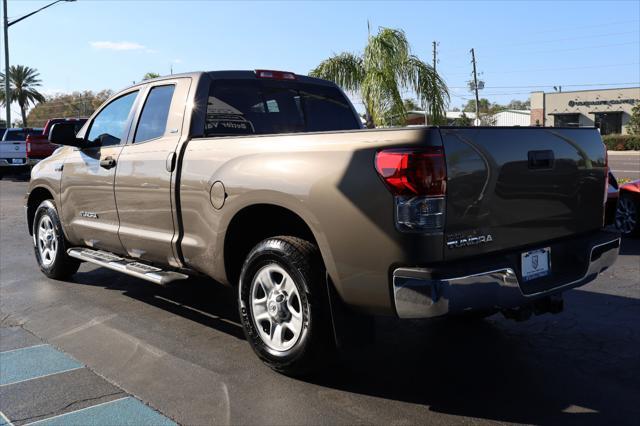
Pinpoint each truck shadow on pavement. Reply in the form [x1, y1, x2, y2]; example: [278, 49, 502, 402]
[70, 238, 639, 426]
[71, 271, 246, 340]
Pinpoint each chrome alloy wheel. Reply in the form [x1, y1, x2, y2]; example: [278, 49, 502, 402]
[616, 196, 637, 235]
[37, 215, 58, 267]
[250, 264, 304, 352]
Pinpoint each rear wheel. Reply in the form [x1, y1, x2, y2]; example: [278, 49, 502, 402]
[33, 200, 80, 279]
[616, 194, 639, 236]
[238, 236, 332, 376]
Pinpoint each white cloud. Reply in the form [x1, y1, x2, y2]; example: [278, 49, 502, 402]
[90, 41, 146, 51]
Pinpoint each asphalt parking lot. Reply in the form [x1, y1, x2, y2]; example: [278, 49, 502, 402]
[1, 176, 639, 425]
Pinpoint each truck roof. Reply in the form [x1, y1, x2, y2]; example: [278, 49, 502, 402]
[129, 70, 338, 89]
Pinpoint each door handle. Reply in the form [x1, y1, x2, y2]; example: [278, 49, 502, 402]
[100, 156, 117, 169]
[166, 152, 176, 172]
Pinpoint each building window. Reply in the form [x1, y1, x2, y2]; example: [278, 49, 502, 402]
[554, 114, 580, 127]
[593, 112, 622, 135]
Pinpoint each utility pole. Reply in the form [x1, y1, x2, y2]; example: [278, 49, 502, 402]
[3, 0, 10, 127]
[470, 48, 480, 126]
[433, 41, 437, 73]
[3, 0, 76, 127]
[425, 40, 438, 126]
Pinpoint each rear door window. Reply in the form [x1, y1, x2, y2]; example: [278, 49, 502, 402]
[204, 79, 359, 136]
[134, 85, 176, 143]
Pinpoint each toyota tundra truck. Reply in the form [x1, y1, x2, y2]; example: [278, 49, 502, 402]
[25, 70, 620, 375]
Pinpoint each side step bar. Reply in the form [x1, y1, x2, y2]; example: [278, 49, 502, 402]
[68, 248, 189, 285]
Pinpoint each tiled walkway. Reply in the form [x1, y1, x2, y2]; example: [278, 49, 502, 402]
[0, 327, 176, 426]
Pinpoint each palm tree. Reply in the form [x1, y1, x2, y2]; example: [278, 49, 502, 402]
[0, 65, 46, 127]
[310, 27, 449, 128]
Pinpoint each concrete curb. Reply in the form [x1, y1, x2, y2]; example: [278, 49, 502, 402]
[607, 151, 640, 156]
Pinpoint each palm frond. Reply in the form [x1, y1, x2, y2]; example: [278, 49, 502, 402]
[402, 56, 449, 124]
[364, 27, 410, 72]
[309, 52, 365, 92]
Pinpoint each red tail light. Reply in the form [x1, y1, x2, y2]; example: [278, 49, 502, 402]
[26, 135, 32, 157]
[375, 147, 446, 196]
[255, 69, 296, 80]
[375, 147, 447, 232]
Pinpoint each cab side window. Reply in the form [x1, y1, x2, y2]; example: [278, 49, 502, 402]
[134, 85, 176, 143]
[87, 91, 138, 146]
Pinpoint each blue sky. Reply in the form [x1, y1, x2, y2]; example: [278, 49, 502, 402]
[3, 0, 640, 117]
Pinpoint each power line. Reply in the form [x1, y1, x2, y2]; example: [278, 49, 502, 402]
[447, 82, 640, 89]
[445, 62, 640, 77]
[440, 20, 640, 55]
[470, 41, 639, 59]
[521, 18, 639, 36]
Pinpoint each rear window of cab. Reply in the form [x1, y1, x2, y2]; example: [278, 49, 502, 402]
[204, 79, 360, 136]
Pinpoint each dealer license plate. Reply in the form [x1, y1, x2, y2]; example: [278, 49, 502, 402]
[521, 247, 550, 281]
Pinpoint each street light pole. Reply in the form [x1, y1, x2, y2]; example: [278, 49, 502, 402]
[3, 0, 10, 127]
[3, 0, 76, 127]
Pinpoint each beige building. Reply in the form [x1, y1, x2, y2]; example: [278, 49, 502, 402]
[530, 87, 640, 134]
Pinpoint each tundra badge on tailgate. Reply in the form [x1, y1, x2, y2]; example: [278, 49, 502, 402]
[446, 231, 493, 249]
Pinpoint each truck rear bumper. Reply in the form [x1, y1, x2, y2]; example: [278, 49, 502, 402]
[0, 158, 28, 167]
[392, 231, 620, 319]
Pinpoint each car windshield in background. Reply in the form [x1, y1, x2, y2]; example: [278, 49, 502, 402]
[205, 80, 359, 136]
[3, 129, 44, 141]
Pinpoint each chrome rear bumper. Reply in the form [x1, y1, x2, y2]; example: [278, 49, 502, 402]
[393, 236, 620, 319]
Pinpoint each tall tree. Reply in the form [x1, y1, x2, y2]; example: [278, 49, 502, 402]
[0, 65, 46, 127]
[27, 90, 114, 127]
[143, 72, 160, 81]
[310, 27, 449, 127]
[626, 103, 640, 135]
[506, 99, 531, 110]
[403, 98, 420, 111]
[463, 98, 491, 113]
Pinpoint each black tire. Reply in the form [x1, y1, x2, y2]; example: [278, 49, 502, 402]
[33, 199, 80, 279]
[238, 236, 333, 376]
[616, 193, 640, 237]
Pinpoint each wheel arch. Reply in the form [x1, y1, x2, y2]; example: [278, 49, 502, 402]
[223, 203, 327, 287]
[26, 186, 55, 236]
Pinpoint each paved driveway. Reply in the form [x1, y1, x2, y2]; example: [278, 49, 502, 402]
[1, 177, 639, 425]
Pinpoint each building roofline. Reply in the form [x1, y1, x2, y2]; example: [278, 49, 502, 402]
[534, 86, 640, 95]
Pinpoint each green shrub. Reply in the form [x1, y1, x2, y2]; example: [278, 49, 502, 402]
[602, 134, 640, 151]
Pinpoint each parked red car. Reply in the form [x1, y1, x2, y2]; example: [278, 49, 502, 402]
[26, 118, 87, 164]
[616, 179, 640, 236]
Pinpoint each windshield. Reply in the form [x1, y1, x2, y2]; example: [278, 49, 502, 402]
[204, 79, 360, 136]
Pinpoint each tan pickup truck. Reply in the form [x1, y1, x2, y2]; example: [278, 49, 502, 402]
[26, 70, 620, 374]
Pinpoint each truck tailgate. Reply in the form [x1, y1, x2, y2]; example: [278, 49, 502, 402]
[0, 141, 27, 162]
[441, 127, 607, 260]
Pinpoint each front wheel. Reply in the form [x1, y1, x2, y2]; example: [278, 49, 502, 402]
[33, 200, 80, 279]
[238, 236, 332, 376]
[616, 194, 639, 236]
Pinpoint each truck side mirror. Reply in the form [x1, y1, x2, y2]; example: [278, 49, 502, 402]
[49, 122, 85, 147]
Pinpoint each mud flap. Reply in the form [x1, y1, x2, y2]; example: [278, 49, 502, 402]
[325, 272, 375, 351]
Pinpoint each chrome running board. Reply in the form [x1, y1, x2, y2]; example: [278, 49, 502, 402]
[68, 248, 189, 285]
